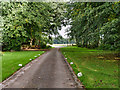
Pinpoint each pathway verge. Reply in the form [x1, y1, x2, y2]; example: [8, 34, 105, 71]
[59, 48, 84, 89]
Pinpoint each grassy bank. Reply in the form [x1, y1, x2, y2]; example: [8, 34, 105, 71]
[61, 46, 119, 88]
[1, 51, 45, 81]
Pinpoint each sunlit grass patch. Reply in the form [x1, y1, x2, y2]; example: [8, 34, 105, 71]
[61, 46, 119, 88]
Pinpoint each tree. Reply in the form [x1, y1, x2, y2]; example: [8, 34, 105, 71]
[2, 2, 65, 51]
[64, 2, 120, 50]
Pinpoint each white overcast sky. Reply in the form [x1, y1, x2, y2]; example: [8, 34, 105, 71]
[58, 25, 71, 38]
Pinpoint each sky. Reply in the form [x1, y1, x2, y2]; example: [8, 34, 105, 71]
[58, 25, 71, 38]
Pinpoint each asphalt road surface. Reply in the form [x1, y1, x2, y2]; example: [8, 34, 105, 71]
[3, 48, 79, 88]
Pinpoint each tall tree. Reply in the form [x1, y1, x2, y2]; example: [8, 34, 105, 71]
[2, 2, 65, 51]
[65, 2, 120, 50]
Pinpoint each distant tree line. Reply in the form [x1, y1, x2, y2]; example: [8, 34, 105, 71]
[53, 37, 75, 44]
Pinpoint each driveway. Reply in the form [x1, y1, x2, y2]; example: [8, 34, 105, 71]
[2, 48, 79, 88]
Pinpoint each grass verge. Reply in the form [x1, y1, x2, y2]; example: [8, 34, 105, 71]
[0, 54, 2, 83]
[1, 51, 45, 82]
[61, 46, 119, 88]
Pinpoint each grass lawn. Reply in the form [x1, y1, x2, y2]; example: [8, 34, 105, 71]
[61, 46, 119, 88]
[0, 55, 1, 82]
[1, 51, 45, 82]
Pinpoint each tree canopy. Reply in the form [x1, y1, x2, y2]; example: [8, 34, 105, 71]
[1, 1, 120, 51]
[64, 2, 120, 51]
[1, 2, 65, 50]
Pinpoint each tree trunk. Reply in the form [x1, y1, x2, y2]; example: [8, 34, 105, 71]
[30, 38, 33, 47]
[38, 40, 40, 49]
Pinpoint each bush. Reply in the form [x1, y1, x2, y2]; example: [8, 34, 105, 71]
[99, 44, 112, 50]
[40, 43, 46, 48]
[2, 44, 21, 51]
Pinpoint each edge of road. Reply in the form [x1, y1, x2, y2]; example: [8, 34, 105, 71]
[58, 48, 85, 89]
[1, 50, 50, 89]
[1, 48, 85, 89]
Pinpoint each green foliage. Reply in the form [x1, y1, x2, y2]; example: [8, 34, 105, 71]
[2, 2, 65, 51]
[65, 2, 120, 51]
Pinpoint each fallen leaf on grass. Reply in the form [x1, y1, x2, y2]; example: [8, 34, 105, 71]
[100, 80, 102, 82]
[114, 71, 117, 72]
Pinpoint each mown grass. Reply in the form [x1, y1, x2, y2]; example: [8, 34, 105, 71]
[0, 55, 2, 82]
[1, 51, 45, 82]
[61, 46, 119, 88]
